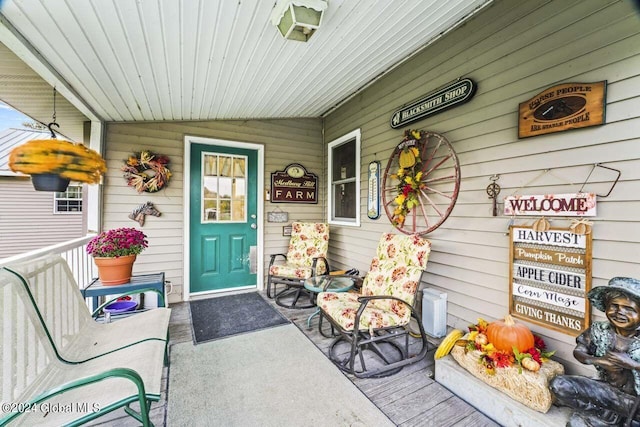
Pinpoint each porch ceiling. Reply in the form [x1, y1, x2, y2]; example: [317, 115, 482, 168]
[0, 0, 491, 123]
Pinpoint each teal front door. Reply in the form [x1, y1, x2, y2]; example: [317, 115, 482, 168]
[190, 143, 258, 293]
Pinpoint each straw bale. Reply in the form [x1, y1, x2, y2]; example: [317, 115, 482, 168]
[450, 345, 564, 413]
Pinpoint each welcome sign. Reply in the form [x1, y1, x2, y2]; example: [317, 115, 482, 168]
[509, 226, 592, 336]
[504, 193, 596, 217]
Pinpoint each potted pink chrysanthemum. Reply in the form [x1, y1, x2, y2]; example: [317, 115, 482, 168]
[87, 228, 148, 285]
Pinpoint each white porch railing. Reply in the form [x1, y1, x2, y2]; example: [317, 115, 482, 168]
[0, 235, 97, 289]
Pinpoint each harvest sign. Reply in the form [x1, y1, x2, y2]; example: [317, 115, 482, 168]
[509, 226, 592, 336]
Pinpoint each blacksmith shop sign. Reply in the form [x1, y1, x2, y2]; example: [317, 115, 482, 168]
[509, 226, 592, 336]
[518, 81, 606, 138]
[270, 163, 318, 203]
[390, 78, 476, 129]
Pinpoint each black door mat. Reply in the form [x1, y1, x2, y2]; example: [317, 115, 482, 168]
[189, 292, 290, 344]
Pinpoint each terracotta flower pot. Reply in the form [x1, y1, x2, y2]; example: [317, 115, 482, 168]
[94, 254, 137, 285]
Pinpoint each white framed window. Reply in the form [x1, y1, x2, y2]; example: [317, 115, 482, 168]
[54, 185, 83, 214]
[327, 129, 361, 226]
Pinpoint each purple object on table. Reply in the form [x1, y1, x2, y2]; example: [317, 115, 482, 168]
[104, 300, 138, 314]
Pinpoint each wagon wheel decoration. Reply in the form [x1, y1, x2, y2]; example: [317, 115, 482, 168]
[382, 129, 460, 235]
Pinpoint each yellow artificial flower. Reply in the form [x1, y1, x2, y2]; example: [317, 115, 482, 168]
[483, 343, 497, 354]
[477, 318, 489, 330]
[404, 176, 413, 184]
[395, 194, 406, 205]
[415, 171, 423, 181]
[410, 146, 420, 157]
[397, 168, 405, 177]
[411, 130, 421, 140]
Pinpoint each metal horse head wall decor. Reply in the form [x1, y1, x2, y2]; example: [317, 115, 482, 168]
[129, 201, 161, 226]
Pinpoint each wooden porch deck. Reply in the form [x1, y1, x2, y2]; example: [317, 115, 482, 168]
[93, 292, 499, 426]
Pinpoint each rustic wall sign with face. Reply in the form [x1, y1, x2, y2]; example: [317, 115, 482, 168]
[518, 81, 606, 138]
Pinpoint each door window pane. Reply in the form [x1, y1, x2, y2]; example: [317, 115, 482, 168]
[202, 153, 247, 223]
[232, 177, 246, 221]
[233, 158, 245, 177]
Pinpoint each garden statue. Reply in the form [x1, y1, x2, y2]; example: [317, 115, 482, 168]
[550, 277, 640, 427]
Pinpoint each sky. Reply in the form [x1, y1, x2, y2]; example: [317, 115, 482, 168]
[0, 101, 32, 131]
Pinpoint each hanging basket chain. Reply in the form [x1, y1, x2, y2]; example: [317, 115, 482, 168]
[48, 87, 59, 138]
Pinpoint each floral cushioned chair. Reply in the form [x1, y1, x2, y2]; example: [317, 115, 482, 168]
[317, 232, 431, 378]
[267, 222, 330, 308]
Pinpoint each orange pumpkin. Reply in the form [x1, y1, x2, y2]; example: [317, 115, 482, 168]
[486, 314, 534, 353]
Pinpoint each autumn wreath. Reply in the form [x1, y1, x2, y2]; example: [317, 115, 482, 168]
[122, 150, 172, 193]
[391, 129, 426, 227]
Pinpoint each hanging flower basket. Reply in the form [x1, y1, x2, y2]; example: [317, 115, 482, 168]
[31, 173, 71, 192]
[9, 138, 106, 191]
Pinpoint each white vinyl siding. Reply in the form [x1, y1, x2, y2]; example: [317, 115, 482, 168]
[0, 177, 84, 258]
[103, 118, 324, 304]
[323, 0, 640, 376]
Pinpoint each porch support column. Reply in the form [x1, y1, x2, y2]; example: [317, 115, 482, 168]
[86, 120, 104, 233]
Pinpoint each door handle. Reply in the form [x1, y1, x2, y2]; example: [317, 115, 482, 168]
[250, 223, 257, 229]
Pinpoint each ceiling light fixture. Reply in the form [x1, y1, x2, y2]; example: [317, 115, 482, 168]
[270, 0, 328, 42]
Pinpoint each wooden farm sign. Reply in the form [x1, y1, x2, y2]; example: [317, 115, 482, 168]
[390, 78, 476, 129]
[509, 226, 592, 336]
[518, 81, 606, 138]
[504, 193, 596, 217]
[270, 163, 318, 203]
